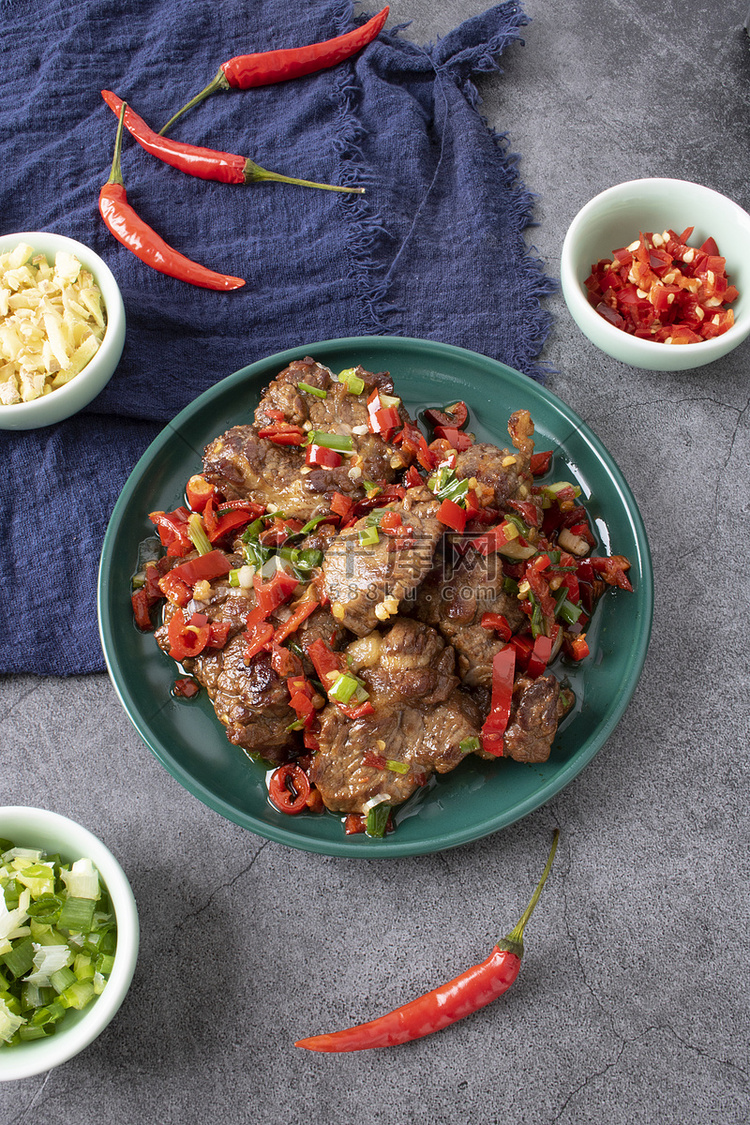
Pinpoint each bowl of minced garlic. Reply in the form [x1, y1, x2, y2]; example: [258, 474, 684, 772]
[0, 232, 125, 430]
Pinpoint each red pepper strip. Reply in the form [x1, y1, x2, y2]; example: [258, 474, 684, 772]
[526, 633, 554, 678]
[436, 498, 468, 534]
[131, 588, 154, 631]
[564, 634, 590, 661]
[257, 423, 307, 446]
[480, 613, 512, 641]
[330, 492, 355, 523]
[481, 646, 516, 756]
[268, 764, 311, 815]
[149, 506, 193, 556]
[295, 830, 559, 1051]
[169, 550, 232, 586]
[101, 91, 361, 194]
[589, 555, 633, 591]
[159, 7, 390, 134]
[306, 638, 375, 719]
[173, 676, 200, 698]
[99, 104, 245, 290]
[530, 450, 553, 476]
[254, 569, 300, 615]
[306, 443, 343, 469]
[433, 425, 474, 451]
[274, 593, 320, 644]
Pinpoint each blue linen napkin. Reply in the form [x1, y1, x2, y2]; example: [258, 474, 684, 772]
[0, 0, 554, 675]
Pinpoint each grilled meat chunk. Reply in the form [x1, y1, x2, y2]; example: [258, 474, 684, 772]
[322, 487, 443, 636]
[203, 359, 411, 519]
[502, 673, 566, 764]
[413, 548, 527, 688]
[311, 619, 482, 814]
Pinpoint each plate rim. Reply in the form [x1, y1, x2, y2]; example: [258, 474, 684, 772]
[98, 334, 654, 857]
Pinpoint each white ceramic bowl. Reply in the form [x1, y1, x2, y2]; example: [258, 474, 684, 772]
[0, 807, 139, 1081]
[560, 178, 750, 371]
[0, 232, 125, 430]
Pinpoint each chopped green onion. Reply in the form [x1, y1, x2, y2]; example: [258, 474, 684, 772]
[187, 512, 212, 556]
[504, 512, 531, 537]
[307, 431, 354, 453]
[459, 736, 481, 754]
[337, 368, 365, 395]
[365, 804, 391, 838]
[555, 591, 582, 624]
[358, 525, 380, 547]
[427, 467, 469, 506]
[0, 844, 116, 1047]
[385, 759, 409, 775]
[328, 672, 365, 705]
[297, 381, 327, 399]
[297, 513, 330, 536]
[503, 577, 520, 596]
[57, 896, 96, 932]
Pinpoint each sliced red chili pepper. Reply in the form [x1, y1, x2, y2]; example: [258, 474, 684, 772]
[167, 609, 211, 662]
[344, 813, 367, 835]
[160, 6, 390, 134]
[186, 474, 218, 512]
[169, 550, 232, 587]
[274, 593, 321, 644]
[394, 421, 437, 471]
[436, 498, 468, 534]
[149, 506, 193, 556]
[564, 634, 590, 661]
[268, 764, 311, 815]
[295, 830, 559, 1052]
[330, 492, 355, 523]
[589, 555, 633, 591]
[470, 522, 516, 556]
[506, 499, 540, 528]
[403, 465, 423, 489]
[257, 423, 307, 446]
[509, 633, 533, 673]
[131, 587, 154, 631]
[481, 646, 516, 756]
[306, 443, 343, 469]
[99, 104, 246, 291]
[480, 613, 512, 641]
[526, 633, 555, 678]
[433, 425, 474, 451]
[254, 569, 300, 615]
[530, 450, 553, 476]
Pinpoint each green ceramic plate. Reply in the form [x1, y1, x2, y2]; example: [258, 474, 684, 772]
[98, 336, 653, 857]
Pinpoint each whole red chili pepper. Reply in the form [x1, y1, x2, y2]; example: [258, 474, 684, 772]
[102, 91, 363, 194]
[99, 103, 245, 291]
[160, 5, 389, 134]
[295, 829, 560, 1052]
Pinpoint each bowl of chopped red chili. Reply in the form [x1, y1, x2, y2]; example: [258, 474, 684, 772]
[560, 178, 750, 370]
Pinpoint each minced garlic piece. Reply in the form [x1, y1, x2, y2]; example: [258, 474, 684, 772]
[0, 243, 107, 405]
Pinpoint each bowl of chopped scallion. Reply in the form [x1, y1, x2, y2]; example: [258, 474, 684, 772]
[0, 807, 139, 1080]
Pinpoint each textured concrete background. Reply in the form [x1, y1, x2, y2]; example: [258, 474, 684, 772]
[3, 1, 749, 1122]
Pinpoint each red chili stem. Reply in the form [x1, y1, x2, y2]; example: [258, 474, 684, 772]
[159, 5, 389, 135]
[102, 91, 363, 193]
[295, 829, 560, 1053]
[98, 102, 246, 291]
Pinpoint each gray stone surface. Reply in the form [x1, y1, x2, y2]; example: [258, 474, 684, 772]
[2, 1, 749, 1122]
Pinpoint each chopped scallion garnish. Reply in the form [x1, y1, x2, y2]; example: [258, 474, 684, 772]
[307, 431, 354, 453]
[337, 368, 366, 395]
[187, 513, 212, 555]
[459, 736, 481, 754]
[365, 804, 391, 838]
[358, 525, 380, 547]
[297, 381, 327, 399]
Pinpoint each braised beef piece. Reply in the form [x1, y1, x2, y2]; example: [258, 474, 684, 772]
[254, 357, 409, 434]
[205, 640, 298, 763]
[202, 359, 411, 520]
[501, 673, 566, 764]
[413, 547, 526, 689]
[452, 409, 539, 519]
[321, 488, 443, 636]
[310, 619, 482, 814]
